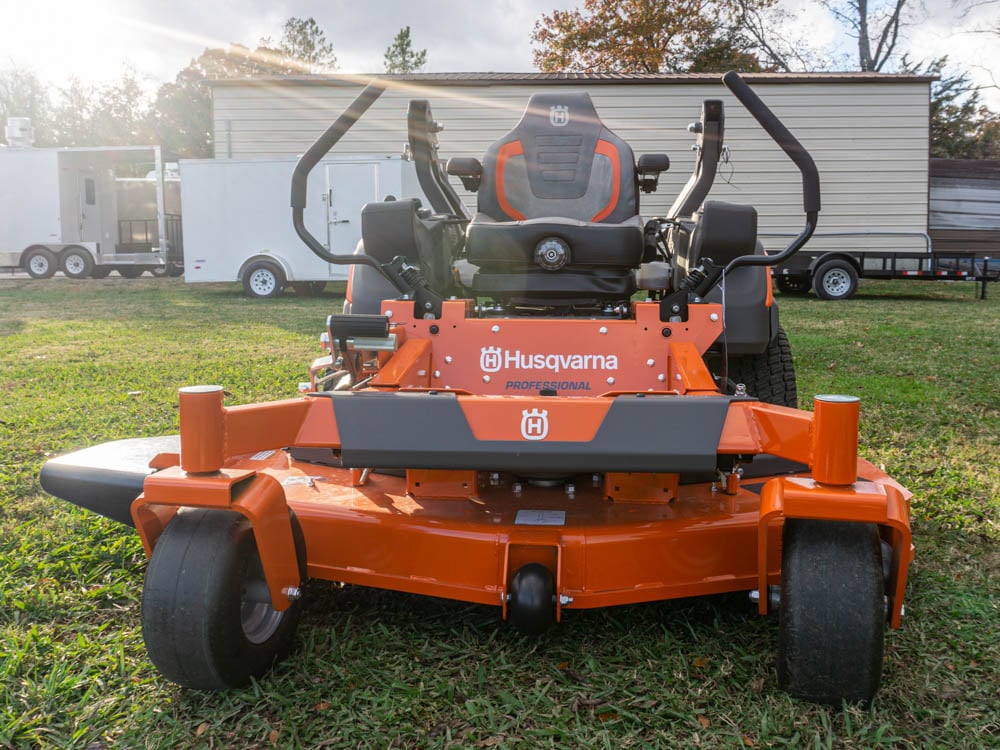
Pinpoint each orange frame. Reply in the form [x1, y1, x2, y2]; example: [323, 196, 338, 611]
[130, 300, 913, 625]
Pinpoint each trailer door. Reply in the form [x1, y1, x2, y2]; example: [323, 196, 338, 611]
[325, 161, 382, 278]
[77, 170, 101, 243]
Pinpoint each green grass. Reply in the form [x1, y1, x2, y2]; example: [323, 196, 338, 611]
[1, 277, 998, 749]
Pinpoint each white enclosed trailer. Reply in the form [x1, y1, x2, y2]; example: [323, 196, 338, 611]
[180, 154, 420, 297]
[0, 137, 176, 278]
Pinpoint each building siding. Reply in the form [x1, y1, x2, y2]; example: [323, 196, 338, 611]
[212, 78, 931, 254]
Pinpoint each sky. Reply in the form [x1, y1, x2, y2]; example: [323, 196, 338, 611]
[1, 0, 998, 107]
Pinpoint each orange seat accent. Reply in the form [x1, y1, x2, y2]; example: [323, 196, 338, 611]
[591, 139, 621, 222]
[496, 140, 526, 220]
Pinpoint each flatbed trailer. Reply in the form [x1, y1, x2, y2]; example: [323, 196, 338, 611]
[772, 238, 997, 300]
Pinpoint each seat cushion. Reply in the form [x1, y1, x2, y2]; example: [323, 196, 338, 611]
[466, 213, 644, 269]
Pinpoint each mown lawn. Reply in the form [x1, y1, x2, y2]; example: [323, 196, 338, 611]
[1, 277, 997, 749]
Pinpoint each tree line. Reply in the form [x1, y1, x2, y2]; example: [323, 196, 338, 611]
[1, 6, 997, 160]
[0, 19, 427, 159]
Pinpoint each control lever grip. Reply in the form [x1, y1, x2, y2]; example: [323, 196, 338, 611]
[722, 71, 820, 214]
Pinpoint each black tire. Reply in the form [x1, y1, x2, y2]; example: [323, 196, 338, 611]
[728, 326, 797, 408]
[90, 266, 112, 279]
[778, 519, 885, 705]
[813, 259, 858, 300]
[60, 246, 95, 279]
[141, 508, 305, 690]
[775, 274, 810, 295]
[118, 266, 146, 279]
[292, 281, 327, 297]
[23, 247, 57, 279]
[243, 261, 286, 298]
[507, 563, 555, 636]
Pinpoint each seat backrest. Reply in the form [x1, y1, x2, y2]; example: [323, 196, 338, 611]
[477, 93, 638, 224]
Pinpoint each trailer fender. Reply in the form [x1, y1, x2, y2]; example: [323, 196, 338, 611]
[806, 252, 860, 276]
[238, 253, 294, 282]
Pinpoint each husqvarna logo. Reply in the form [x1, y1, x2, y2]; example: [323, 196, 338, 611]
[521, 408, 549, 440]
[480, 346, 503, 373]
[549, 105, 569, 127]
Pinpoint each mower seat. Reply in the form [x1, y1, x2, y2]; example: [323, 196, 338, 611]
[464, 93, 644, 303]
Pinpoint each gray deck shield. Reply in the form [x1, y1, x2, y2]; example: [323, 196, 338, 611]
[325, 392, 732, 473]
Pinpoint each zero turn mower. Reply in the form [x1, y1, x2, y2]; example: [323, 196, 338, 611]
[41, 72, 912, 704]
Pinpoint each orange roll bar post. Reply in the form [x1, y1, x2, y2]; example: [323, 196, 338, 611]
[812, 395, 859, 486]
[178, 385, 226, 473]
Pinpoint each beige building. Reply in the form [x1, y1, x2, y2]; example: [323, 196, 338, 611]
[210, 72, 933, 254]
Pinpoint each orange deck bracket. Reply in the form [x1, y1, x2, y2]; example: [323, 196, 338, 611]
[133, 467, 302, 612]
[756, 472, 913, 627]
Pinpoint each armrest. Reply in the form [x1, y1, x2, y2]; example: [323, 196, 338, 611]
[637, 153, 670, 193]
[446, 157, 483, 192]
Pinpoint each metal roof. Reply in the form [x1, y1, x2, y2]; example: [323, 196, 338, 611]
[209, 71, 935, 87]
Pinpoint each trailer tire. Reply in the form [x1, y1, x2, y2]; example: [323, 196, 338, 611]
[142, 508, 306, 690]
[23, 247, 57, 279]
[243, 261, 286, 298]
[60, 247, 94, 279]
[90, 266, 112, 279]
[118, 267, 146, 279]
[727, 326, 797, 408]
[775, 275, 810, 295]
[813, 260, 858, 300]
[778, 519, 884, 705]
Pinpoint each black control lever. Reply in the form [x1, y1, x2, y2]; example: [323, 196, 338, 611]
[290, 82, 407, 293]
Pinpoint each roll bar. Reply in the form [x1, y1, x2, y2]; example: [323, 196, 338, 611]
[290, 82, 407, 293]
[691, 72, 821, 298]
[667, 99, 725, 219]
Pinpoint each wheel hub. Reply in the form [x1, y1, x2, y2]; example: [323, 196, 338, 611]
[249, 270, 277, 296]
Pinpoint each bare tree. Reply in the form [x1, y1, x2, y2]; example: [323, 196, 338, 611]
[821, 0, 909, 71]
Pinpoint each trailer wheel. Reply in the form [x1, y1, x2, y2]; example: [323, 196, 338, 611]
[728, 326, 797, 408]
[775, 275, 810, 295]
[243, 261, 286, 298]
[141, 508, 306, 690]
[60, 246, 94, 279]
[23, 247, 57, 279]
[813, 260, 858, 300]
[118, 267, 146, 279]
[778, 519, 884, 705]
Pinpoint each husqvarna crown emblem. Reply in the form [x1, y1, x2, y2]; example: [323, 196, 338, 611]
[480, 346, 503, 373]
[521, 408, 549, 440]
[549, 105, 569, 127]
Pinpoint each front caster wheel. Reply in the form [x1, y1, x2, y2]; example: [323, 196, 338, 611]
[141, 508, 305, 690]
[507, 563, 555, 635]
[778, 519, 885, 705]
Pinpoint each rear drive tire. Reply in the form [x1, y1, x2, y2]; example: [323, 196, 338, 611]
[292, 281, 327, 297]
[23, 247, 57, 279]
[90, 266, 112, 279]
[118, 267, 146, 279]
[778, 519, 885, 705]
[728, 326, 797, 408]
[243, 261, 286, 298]
[813, 260, 858, 300]
[775, 274, 810, 295]
[141, 508, 305, 690]
[60, 246, 94, 279]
